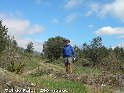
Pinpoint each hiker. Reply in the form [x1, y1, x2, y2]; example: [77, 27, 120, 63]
[63, 39, 76, 74]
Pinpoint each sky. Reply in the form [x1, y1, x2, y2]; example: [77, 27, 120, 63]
[0, 0, 124, 52]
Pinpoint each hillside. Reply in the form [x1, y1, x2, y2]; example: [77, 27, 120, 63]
[1, 54, 124, 93]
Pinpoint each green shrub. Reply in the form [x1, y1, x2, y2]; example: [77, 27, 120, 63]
[75, 58, 91, 67]
[100, 52, 124, 74]
[43, 36, 67, 60]
[0, 38, 25, 74]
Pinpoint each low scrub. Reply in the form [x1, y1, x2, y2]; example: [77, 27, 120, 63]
[0, 44, 25, 74]
[99, 52, 124, 74]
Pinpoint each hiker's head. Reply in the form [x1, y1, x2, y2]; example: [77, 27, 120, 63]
[64, 39, 70, 44]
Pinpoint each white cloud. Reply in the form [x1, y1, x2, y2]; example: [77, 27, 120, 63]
[27, 25, 44, 34]
[0, 12, 44, 52]
[86, 3, 99, 16]
[88, 0, 124, 21]
[3, 19, 30, 35]
[16, 37, 43, 52]
[65, 13, 78, 23]
[51, 18, 59, 24]
[96, 26, 124, 35]
[108, 0, 124, 20]
[64, 0, 83, 9]
[0, 13, 44, 36]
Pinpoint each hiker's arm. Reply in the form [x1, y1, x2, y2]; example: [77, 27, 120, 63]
[70, 46, 76, 58]
[62, 48, 64, 58]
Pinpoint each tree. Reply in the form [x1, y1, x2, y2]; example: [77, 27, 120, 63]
[73, 45, 83, 59]
[0, 20, 25, 74]
[114, 46, 124, 60]
[42, 36, 66, 60]
[25, 42, 34, 53]
[1, 37, 22, 72]
[91, 36, 102, 48]
[0, 20, 9, 53]
[82, 37, 109, 66]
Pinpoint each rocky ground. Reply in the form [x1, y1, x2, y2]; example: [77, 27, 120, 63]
[0, 68, 36, 93]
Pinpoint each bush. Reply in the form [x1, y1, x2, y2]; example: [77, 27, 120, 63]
[82, 37, 109, 66]
[0, 38, 25, 74]
[0, 20, 9, 53]
[43, 36, 66, 60]
[100, 52, 124, 74]
[75, 58, 91, 67]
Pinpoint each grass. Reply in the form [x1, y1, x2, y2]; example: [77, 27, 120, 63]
[12, 56, 124, 93]
[73, 66, 101, 74]
[1, 51, 124, 93]
[22, 58, 102, 93]
[23, 55, 43, 71]
[50, 59, 101, 75]
[24, 75, 87, 93]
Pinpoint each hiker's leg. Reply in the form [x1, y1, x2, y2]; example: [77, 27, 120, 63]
[70, 63, 73, 74]
[65, 63, 69, 74]
[67, 64, 71, 74]
[64, 58, 68, 73]
[68, 63, 71, 74]
[68, 63, 73, 74]
[68, 57, 73, 74]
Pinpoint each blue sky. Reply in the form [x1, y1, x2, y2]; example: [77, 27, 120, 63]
[0, 0, 124, 52]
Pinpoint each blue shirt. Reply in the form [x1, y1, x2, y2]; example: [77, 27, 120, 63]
[63, 44, 76, 58]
